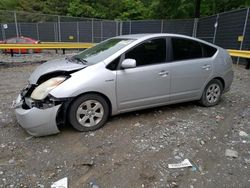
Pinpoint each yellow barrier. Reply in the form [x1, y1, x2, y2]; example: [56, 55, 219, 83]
[0, 42, 95, 49]
[227, 49, 250, 59]
[228, 49, 250, 69]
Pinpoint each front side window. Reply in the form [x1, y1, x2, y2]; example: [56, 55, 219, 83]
[171, 37, 202, 61]
[73, 38, 134, 65]
[125, 38, 166, 67]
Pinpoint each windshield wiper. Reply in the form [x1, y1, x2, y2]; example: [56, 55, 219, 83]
[66, 56, 87, 64]
[73, 56, 88, 64]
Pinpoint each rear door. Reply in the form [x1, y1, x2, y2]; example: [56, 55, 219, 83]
[116, 38, 171, 111]
[168, 37, 215, 101]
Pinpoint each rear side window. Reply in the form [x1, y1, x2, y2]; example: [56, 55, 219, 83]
[171, 37, 202, 61]
[202, 44, 217, 57]
[125, 38, 166, 66]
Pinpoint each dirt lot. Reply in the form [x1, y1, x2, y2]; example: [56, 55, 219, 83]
[0, 60, 249, 188]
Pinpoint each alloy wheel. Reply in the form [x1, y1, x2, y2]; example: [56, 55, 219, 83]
[76, 100, 104, 127]
[205, 83, 221, 104]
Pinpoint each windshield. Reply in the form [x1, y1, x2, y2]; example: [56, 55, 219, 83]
[73, 38, 135, 65]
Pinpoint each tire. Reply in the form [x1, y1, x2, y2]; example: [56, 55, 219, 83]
[199, 79, 223, 107]
[68, 94, 109, 132]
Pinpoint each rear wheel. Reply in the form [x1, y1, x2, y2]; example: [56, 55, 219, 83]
[68, 94, 109, 132]
[199, 79, 223, 107]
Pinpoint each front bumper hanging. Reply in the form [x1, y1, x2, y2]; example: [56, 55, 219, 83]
[14, 85, 63, 136]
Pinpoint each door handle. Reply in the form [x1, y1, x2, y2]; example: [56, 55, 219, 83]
[202, 65, 211, 70]
[158, 70, 169, 77]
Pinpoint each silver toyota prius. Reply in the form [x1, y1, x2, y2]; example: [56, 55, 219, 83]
[14, 34, 234, 136]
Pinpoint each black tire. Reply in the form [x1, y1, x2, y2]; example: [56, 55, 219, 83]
[68, 94, 109, 132]
[199, 79, 223, 107]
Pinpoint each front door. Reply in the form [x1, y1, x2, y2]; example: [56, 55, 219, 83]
[116, 38, 171, 111]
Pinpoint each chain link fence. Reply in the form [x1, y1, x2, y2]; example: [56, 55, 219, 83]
[0, 10, 120, 43]
[0, 8, 250, 51]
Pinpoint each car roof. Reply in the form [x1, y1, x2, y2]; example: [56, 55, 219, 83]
[114, 33, 219, 49]
[114, 33, 194, 39]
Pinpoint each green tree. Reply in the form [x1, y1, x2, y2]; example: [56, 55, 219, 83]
[17, 0, 44, 12]
[67, 0, 146, 20]
[117, 0, 147, 20]
[43, 0, 71, 15]
[0, 0, 19, 22]
[0, 0, 249, 20]
[149, 0, 194, 19]
[67, 0, 96, 18]
[0, 0, 19, 10]
[200, 0, 246, 17]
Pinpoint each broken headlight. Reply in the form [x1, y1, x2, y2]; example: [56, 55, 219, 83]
[31, 76, 66, 100]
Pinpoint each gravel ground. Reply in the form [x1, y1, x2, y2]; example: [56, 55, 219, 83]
[0, 57, 249, 188]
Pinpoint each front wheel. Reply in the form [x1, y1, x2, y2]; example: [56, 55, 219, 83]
[68, 94, 109, 132]
[199, 79, 223, 107]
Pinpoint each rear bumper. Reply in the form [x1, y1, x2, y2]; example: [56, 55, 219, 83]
[14, 95, 61, 137]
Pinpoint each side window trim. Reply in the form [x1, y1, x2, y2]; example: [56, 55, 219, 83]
[117, 54, 125, 70]
[167, 37, 173, 62]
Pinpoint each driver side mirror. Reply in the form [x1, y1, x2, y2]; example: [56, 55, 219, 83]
[121, 59, 136, 69]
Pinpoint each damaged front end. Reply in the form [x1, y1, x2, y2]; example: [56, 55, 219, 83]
[14, 58, 86, 136]
[14, 94, 63, 137]
[14, 72, 78, 136]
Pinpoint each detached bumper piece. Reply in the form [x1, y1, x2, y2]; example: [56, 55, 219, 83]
[14, 87, 63, 136]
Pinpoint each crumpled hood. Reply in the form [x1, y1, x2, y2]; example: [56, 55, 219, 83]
[29, 58, 86, 84]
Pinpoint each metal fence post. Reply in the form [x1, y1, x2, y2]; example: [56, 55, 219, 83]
[129, 20, 132, 34]
[54, 22, 57, 42]
[237, 8, 249, 64]
[1, 24, 6, 40]
[76, 21, 80, 42]
[213, 14, 219, 44]
[115, 20, 118, 36]
[120, 21, 123, 35]
[161, 20, 164, 33]
[14, 11, 19, 37]
[36, 23, 39, 40]
[240, 8, 249, 51]
[101, 20, 103, 41]
[18, 23, 22, 36]
[192, 18, 198, 37]
[58, 16, 61, 42]
[91, 18, 94, 43]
